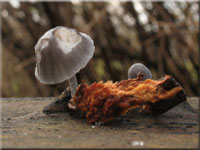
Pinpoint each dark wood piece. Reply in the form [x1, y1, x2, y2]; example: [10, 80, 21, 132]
[43, 88, 71, 114]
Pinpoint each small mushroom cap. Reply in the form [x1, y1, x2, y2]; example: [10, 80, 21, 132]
[35, 26, 95, 84]
[128, 63, 152, 80]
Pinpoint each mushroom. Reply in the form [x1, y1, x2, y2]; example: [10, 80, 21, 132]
[35, 26, 95, 96]
[128, 63, 152, 80]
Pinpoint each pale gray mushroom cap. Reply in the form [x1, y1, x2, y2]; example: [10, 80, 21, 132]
[35, 26, 95, 84]
[128, 63, 152, 80]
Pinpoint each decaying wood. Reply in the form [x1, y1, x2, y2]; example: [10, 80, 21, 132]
[69, 75, 186, 124]
[43, 88, 71, 114]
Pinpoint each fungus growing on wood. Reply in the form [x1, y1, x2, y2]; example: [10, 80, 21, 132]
[128, 63, 152, 80]
[35, 26, 95, 96]
[69, 75, 186, 124]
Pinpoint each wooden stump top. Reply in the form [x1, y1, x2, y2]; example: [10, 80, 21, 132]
[1, 97, 199, 148]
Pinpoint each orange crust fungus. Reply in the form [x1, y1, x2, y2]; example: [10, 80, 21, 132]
[68, 75, 186, 124]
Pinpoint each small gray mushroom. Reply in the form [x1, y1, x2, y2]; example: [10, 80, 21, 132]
[35, 26, 95, 96]
[128, 63, 152, 80]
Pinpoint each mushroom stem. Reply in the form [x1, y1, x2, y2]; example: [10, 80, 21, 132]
[68, 75, 78, 97]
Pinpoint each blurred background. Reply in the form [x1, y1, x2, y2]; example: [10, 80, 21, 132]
[1, 1, 199, 97]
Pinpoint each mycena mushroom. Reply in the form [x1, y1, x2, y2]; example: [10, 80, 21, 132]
[128, 63, 152, 80]
[35, 26, 95, 97]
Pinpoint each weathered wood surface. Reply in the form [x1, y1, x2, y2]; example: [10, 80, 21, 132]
[1, 97, 199, 148]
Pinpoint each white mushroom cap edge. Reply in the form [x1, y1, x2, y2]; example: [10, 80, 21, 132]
[128, 63, 152, 80]
[35, 26, 95, 84]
